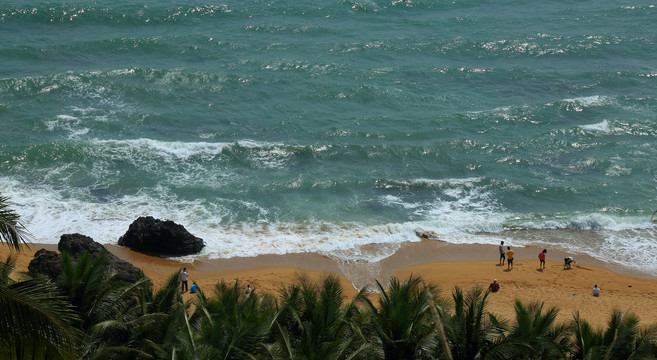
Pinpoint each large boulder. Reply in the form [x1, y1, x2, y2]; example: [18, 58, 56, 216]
[28, 233, 143, 283]
[118, 216, 205, 256]
[27, 248, 61, 280]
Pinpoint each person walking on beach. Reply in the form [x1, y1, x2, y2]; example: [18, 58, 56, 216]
[538, 249, 547, 270]
[499, 241, 506, 265]
[592, 284, 600, 297]
[506, 246, 514, 270]
[180, 267, 189, 293]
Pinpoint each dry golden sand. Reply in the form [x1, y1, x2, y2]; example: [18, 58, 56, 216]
[3, 240, 657, 329]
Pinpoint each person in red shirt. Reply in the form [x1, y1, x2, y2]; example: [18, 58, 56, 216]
[538, 249, 547, 270]
[489, 279, 500, 292]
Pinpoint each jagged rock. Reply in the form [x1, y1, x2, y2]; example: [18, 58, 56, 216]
[58, 233, 106, 258]
[28, 233, 143, 283]
[118, 216, 205, 256]
[27, 248, 61, 280]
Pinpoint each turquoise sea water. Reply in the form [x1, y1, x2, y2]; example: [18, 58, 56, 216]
[2, 0, 656, 275]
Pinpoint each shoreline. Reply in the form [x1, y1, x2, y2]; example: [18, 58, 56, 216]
[3, 240, 657, 328]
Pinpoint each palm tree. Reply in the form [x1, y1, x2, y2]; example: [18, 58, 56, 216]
[267, 274, 372, 360]
[363, 275, 442, 360]
[193, 279, 276, 359]
[0, 255, 81, 359]
[440, 286, 507, 360]
[499, 300, 571, 359]
[136, 271, 197, 359]
[0, 195, 80, 359]
[0, 194, 31, 251]
[571, 309, 657, 360]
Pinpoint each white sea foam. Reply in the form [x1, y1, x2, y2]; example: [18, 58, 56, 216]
[563, 95, 606, 106]
[579, 119, 610, 133]
[90, 138, 281, 160]
[2, 175, 656, 276]
[44, 115, 90, 138]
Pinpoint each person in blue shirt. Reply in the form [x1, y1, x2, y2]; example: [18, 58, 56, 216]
[190, 282, 199, 294]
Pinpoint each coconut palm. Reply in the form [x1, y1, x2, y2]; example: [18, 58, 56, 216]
[78, 275, 166, 360]
[137, 271, 197, 359]
[55, 250, 163, 359]
[1, 255, 81, 360]
[571, 309, 657, 360]
[193, 279, 276, 359]
[440, 286, 508, 360]
[363, 275, 442, 360]
[0, 253, 18, 286]
[267, 274, 372, 360]
[0, 195, 80, 359]
[499, 300, 571, 359]
[0, 194, 31, 251]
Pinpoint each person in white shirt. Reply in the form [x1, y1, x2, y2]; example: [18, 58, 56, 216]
[592, 284, 600, 297]
[180, 268, 189, 293]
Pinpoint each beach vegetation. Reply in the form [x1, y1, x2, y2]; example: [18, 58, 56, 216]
[267, 274, 372, 360]
[0, 194, 31, 252]
[363, 275, 443, 359]
[0, 255, 80, 360]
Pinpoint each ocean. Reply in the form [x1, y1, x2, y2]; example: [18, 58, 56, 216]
[2, 0, 656, 276]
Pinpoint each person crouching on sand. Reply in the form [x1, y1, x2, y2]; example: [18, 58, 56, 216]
[564, 257, 576, 269]
[592, 284, 600, 297]
[489, 279, 500, 293]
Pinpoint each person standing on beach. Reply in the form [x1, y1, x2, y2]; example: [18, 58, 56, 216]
[538, 249, 547, 270]
[499, 241, 506, 265]
[506, 246, 514, 270]
[180, 268, 189, 293]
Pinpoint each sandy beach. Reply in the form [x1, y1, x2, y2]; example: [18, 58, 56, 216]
[3, 240, 657, 329]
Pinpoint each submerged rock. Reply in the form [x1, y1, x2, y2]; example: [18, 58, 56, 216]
[415, 229, 440, 240]
[118, 216, 205, 256]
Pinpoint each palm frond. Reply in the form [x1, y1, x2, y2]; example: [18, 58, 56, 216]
[0, 277, 81, 359]
[0, 194, 32, 252]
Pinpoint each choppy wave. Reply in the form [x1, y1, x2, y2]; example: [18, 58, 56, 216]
[579, 120, 610, 133]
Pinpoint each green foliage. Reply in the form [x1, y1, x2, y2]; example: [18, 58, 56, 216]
[571, 309, 657, 360]
[0, 270, 81, 360]
[440, 286, 507, 360]
[500, 300, 572, 359]
[364, 274, 441, 360]
[194, 279, 275, 359]
[0, 194, 31, 251]
[270, 274, 372, 360]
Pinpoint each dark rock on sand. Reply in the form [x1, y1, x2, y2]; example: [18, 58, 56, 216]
[28, 233, 143, 283]
[27, 248, 61, 280]
[118, 216, 205, 256]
